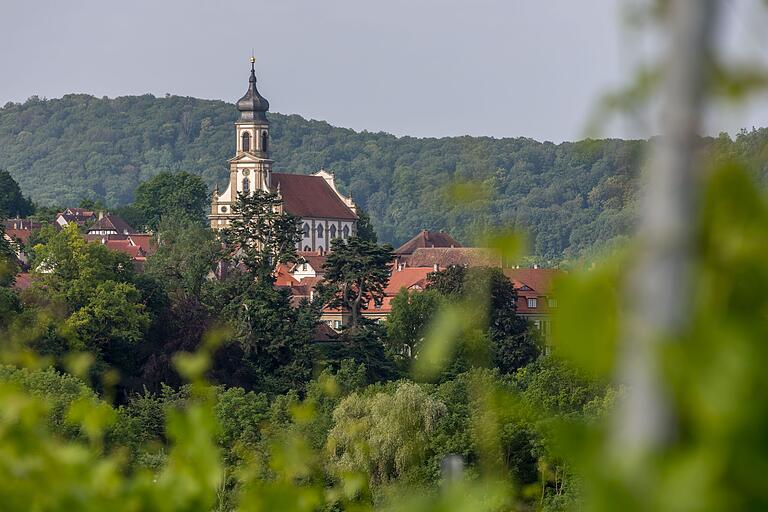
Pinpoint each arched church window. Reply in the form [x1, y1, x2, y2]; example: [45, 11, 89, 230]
[241, 131, 251, 152]
[303, 245, 312, 252]
[303, 223, 310, 237]
[316, 224, 324, 238]
[242, 177, 250, 193]
[342, 225, 350, 238]
[262, 131, 268, 152]
[329, 225, 337, 238]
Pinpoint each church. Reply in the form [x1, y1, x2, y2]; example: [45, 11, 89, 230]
[209, 59, 358, 253]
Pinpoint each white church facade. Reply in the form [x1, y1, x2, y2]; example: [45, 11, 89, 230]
[209, 59, 357, 253]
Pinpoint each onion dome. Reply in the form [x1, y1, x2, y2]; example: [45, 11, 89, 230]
[236, 57, 269, 121]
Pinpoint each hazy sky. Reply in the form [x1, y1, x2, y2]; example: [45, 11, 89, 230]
[1, 0, 767, 142]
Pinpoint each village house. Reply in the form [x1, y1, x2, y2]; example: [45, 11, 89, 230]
[55, 208, 97, 228]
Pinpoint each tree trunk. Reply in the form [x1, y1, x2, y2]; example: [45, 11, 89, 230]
[614, 0, 718, 456]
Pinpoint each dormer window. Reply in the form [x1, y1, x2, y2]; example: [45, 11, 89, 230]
[241, 131, 250, 152]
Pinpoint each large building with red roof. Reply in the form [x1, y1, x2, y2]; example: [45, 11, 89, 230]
[209, 61, 357, 253]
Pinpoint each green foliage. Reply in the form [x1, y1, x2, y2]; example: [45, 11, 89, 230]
[327, 381, 447, 485]
[0, 94, 663, 260]
[355, 208, 378, 243]
[214, 275, 315, 395]
[422, 266, 540, 377]
[0, 169, 34, 218]
[145, 216, 221, 300]
[317, 237, 394, 327]
[132, 171, 209, 230]
[223, 191, 302, 280]
[32, 223, 135, 307]
[386, 288, 443, 363]
[315, 322, 401, 385]
[64, 280, 149, 351]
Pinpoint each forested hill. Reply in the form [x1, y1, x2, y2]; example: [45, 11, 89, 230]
[2, 94, 766, 260]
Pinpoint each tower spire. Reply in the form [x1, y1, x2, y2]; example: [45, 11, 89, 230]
[236, 56, 269, 121]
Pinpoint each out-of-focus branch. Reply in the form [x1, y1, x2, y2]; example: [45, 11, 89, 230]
[614, 0, 718, 456]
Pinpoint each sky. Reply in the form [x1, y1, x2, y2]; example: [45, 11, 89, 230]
[1, 0, 767, 142]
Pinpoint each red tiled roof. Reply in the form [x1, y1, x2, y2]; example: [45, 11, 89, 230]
[87, 215, 135, 235]
[272, 173, 357, 220]
[504, 268, 562, 295]
[128, 234, 154, 255]
[385, 267, 432, 295]
[294, 251, 327, 272]
[401, 248, 502, 268]
[104, 239, 146, 259]
[395, 230, 462, 255]
[275, 264, 300, 286]
[504, 268, 563, 315]
[4, 228, 33, 245]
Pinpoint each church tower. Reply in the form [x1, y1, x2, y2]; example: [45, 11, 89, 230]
[209, 58, 358, 250]
[210, 58, 273, 229]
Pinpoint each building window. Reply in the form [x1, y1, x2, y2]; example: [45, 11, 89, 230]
[329, 225, 337, 238]
[527, 298, 538, 308]
[242, 177, 250, 193]
[302, 263, 308, 271]
[303, 245, 312, 251]
[342, 225, 350, 238]
[262, 131, 268, 152]
[303, 223, 310, 237]
[548, 298, 557, 308]
[241, 131, 250, 152]
[316, 224, 324, 238]
[333, 320, 341, 329]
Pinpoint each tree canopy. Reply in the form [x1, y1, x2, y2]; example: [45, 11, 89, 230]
[0, 170, 34, 218]
[130, 171, 209, 230]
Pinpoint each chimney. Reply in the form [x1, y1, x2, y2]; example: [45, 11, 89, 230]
[433, 263, 439, 272]
[98, 211, 105, 220]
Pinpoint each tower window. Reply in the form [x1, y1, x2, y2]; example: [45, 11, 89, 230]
[329, 225, 337, 238]
[316, 224, 324, 238]
[241, 131, 250, 152]
[242, 177, 250, 193]
[303, 223, 310, 237]
[262, 131, 268, 152]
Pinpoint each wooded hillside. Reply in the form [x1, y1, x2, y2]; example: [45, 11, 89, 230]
[2, 94, 766, 259]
